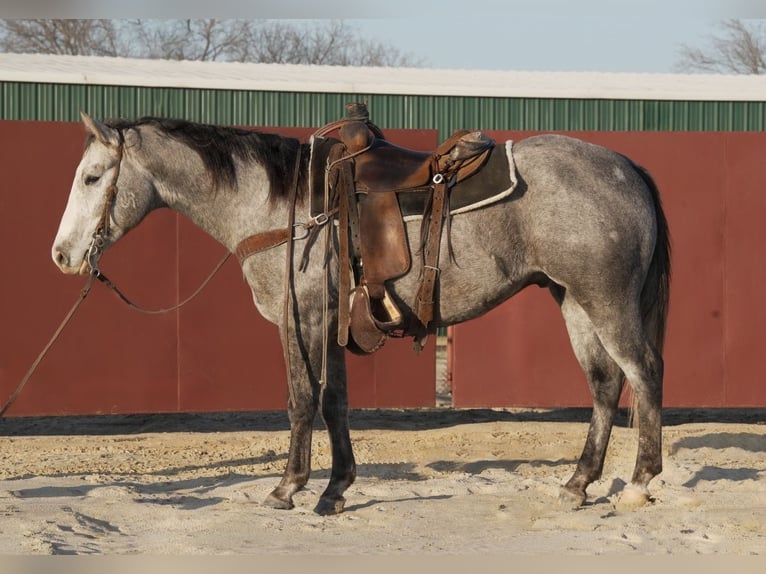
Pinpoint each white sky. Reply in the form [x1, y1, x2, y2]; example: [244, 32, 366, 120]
[1, 0, 765, 73]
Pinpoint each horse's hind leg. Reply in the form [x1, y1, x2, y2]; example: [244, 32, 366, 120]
[573, 295, 663, 509]
[554, 288, 626, 508]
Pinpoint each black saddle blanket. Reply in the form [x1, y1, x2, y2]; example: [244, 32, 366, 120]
[308, 138, 518, 220]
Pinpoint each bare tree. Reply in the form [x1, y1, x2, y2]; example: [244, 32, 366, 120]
[238, 20, 420, 66]
[128, 19, 253, 62]
[0, 19, 123, 56]
[0, 19, 423, 67]
[676, 19, 766, 74]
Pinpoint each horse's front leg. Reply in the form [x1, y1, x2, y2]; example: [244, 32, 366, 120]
[263, 330, 319, 510]
[314, 343, 356, 515]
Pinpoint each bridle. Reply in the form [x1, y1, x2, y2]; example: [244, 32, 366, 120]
[85, 131, 124, 277]
[83, 132, 232, 314]
[0, 130, 230, 416]
[1, 127, 314, 417]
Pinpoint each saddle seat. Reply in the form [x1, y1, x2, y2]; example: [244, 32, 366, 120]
[326, 106, 494, 354]
[339, 120, 494, 193]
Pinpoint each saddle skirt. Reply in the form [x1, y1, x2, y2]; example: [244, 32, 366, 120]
[305, 104, 518, 355]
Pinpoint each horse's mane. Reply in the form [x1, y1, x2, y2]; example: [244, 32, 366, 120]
[102, 117, 304, 202]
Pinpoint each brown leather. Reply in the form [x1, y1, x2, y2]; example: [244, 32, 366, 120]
[413, 178, 447, 349]
[352, 138, 433, 192]
[349, 129, 493, 194]
[313, 103, 496, 353]
[336, 154, 354, 347]
[235, 228, 290, 264]
[357, 191, 410, 299]
[349, 286, 388, 354]
[339, 121, 373, 153]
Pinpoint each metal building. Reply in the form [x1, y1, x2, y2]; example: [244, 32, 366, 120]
[2, 54, 765, 414]
[3, 53, 766, 133]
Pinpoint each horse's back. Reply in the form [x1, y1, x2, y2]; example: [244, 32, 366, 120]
[514, 134, 652, 205]
[510, 134, 659, 290]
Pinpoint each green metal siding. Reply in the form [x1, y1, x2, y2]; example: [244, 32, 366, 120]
[3, 81, 765, 135]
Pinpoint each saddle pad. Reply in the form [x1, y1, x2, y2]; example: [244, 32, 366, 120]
[307, 137, 518, 221]
[400, 140, 518, 222]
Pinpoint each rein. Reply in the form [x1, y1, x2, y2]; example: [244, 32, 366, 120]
[84, 133, 232, 314]
[0, 132, 230, 417]
[2, 126, 327, 416]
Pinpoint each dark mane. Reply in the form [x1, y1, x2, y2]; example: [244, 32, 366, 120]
[105, 117, 304, 201]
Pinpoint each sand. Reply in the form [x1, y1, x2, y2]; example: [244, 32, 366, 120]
[0, 408, 763, 555]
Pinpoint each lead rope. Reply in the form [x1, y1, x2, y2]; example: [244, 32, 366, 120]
[0, 275, 96, 417]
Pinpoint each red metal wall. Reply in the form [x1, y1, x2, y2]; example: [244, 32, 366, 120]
[450, 131, 766, 408]
[2, 122, 765, 415]
[0, 121, 437, 416]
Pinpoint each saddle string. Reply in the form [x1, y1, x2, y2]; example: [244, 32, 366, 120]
[281, 149, 303, 410]
[320, 158, 332, 389]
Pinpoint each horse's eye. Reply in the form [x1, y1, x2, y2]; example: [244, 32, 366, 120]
[84, 175, 101, 186]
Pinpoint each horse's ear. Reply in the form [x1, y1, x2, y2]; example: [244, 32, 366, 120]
[80, 111, 120, 146]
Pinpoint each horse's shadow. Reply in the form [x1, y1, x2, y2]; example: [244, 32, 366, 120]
[8, 471, 267, 509]
[669, 432, 766, 454]
[669, 432, 765, 489]
[7, 455, 578, 512]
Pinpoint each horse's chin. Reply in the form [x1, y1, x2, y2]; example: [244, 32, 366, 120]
[57, 260, 91, 276]
[76, 259, 93, 276]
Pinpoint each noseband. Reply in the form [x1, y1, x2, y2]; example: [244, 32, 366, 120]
[86, 131, 124, 276]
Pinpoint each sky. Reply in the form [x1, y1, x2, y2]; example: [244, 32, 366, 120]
[1, 0, 765, 73]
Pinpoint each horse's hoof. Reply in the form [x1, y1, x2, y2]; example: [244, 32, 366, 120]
[557, 486, 586, 510]
[263, 491, 294, 510]
[614, 485, 651, 511]
[314, 496, 346, 516]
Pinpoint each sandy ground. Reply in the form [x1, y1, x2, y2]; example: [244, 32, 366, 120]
[0, 408, 763, 556]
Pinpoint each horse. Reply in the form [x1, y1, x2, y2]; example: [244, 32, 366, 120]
[52, 111, 670, 516]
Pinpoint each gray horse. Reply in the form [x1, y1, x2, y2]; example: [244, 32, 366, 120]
[52, 112, 670, 515]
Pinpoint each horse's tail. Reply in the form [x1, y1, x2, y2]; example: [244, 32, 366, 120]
[629, 160, 672, 354]
[621, 160, 670, 426]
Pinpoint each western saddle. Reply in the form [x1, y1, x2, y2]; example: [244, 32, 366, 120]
[313, 102, 495, 354]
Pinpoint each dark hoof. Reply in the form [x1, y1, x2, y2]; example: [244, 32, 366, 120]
[314, 496, 346, 516]
[263, 490, 294, 510]
[557, 486, 586, 510]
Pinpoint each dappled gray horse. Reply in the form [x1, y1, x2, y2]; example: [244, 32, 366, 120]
[52, 113, 670, 515]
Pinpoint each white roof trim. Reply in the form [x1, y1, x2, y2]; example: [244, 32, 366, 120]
[2, 53, 766, 102]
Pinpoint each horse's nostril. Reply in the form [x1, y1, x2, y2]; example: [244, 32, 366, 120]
[53, 249, 69, 267]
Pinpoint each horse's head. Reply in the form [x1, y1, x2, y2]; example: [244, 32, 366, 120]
[52, 112, 159, 275]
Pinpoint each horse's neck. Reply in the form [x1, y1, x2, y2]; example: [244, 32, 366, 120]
[148, 147, 284, 251]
